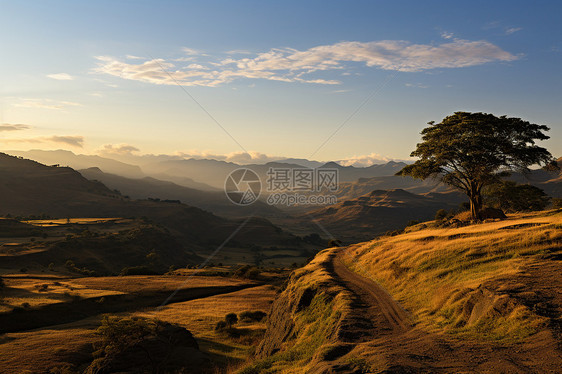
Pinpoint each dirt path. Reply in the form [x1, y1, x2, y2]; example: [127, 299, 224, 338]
[329, 249, 562, 373]
[333, 252, 410, 332]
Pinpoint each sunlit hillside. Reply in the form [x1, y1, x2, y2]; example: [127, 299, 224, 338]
[341, 210, 562, 341]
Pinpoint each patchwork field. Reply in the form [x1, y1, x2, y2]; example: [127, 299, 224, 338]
[0, 271, 281, 373]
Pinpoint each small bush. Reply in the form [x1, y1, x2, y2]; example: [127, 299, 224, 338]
[435, 209, 449, 221]
[234, 265, 261, 280]
[35, 284, 49, 292]
[328, 239, 342, 247]
[239, 311, 267, 323]
[215, 320, 227, 331]
[225, 313, 238, 328]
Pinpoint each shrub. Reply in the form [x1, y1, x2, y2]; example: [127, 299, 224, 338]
[234, 265, 260, 280]
[35, 284, 49, 292]
[406, 220, 420, 227]
[215, 320, 227, 331]
[552, 198, 562, 209]
[246, 268, 260, 280]
[239, 311, 267, 323]
[328, 239, 342, 247]
[435, 209, 449, 221]
[93, 316, 157, 359]
[225, 313, 238, 328]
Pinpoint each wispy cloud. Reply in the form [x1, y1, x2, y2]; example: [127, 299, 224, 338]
[0, 123, 30, 132]
[181, 47, 203, 55]
[47, 136, 84, 147]
[441, 31, 454, 39]
[225, 49, 253, 55]
[337, 153, 395, 167]
[126, 55, 145, 60]
[405, 82, 429, 88]
[47, 73, 74, 80]
[1, 135, 84, 148]
[505, 27, 522, 35]
[93, 39, 518, 87]
[12, 98, 82, 110]
[98, 143, 140, 155]
[100, 148, 402, 167]
[174, 150, 280, 164]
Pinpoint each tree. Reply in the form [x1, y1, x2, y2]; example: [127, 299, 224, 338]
[397, 112, 558, 220]
[225, 313, 238, 328]
[485, 181, 550, 212]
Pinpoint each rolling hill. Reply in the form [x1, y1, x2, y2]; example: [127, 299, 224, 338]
[307, 189, 464, 241]
[0, 153, 313, 256]
[7, 149, 145, 179]
[78, 167, 283, 219]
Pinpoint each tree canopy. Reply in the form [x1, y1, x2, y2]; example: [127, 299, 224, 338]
[397, 112, 558, 220]
[484, 181, 550, 212]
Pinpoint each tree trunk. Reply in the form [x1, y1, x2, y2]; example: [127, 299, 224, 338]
[468, 183, 482, 221]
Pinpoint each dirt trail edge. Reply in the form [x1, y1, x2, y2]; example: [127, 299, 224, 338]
[333, 251, 410, 332]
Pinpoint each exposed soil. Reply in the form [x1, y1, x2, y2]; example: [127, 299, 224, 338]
[331, 250, 562, 373]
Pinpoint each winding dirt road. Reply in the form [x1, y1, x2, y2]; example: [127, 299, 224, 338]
[333, 252, 410, 332]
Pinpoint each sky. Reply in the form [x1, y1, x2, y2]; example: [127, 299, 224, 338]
[1, 0, 561, 166]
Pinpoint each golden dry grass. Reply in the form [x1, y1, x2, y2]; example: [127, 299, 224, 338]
[341, 210, 562, 341]
[22, 218, 127, 226]
[136, 284, 277, 364]
[0, 319, 98, 373]
[0, 276, 277, 372]
[0, 278, 123, 312]
[71, 274, 248, 293]
[0, 275, 251, 313]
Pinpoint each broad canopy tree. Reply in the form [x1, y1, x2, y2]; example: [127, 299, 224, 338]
[397, 112, 558, 220]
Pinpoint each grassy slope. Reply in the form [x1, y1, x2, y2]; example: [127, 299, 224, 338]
[241, 249, 358, 374]
[341, 209, 562, 341]
[0, 276, 273, 373]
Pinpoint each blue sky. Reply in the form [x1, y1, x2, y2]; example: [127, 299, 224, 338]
[1, 0, 560, 165]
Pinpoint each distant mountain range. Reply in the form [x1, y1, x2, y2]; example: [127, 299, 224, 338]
[3, 150, 559, 246]
[79, 167, 283, 219]
[7, 149, 410, 190]
[0, 153, 305, 253]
